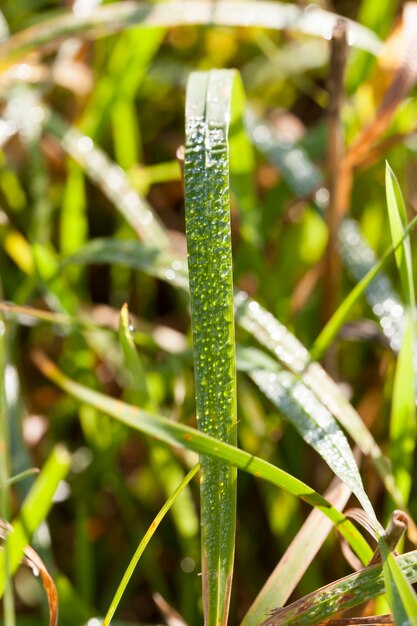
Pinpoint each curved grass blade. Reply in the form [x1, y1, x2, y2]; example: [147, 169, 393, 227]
[249, 362, 377, 525]
[248, 114, 407, 354]
[260, 549, 417, 626]
[311, 213, 417, 361]
[45, 110, 170, 249]
[338, 218, 406, 353]
[235, 293, 395, 507]
[63, 235, 394, 513]
[184, 69, 239, 626]
[0, 1, 381, 68]
[62, 239, 188, 289]
[102, 463, 199, 626]
[43, 101, 405, 520]
[0, 444, 71, 597]
[33, 351, 373, 566]
[1, 468, 40, 487]
[61, 229, 394, 514]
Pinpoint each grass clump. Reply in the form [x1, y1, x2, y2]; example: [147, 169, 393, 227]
[1, 2, 417, 625]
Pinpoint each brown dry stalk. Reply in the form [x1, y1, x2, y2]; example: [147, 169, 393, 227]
[0, 519, 58, 626]
[323, 19, 348, 326]
[345, 3, 417, 170]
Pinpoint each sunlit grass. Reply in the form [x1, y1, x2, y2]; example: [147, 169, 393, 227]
[1, 1, 417, 625]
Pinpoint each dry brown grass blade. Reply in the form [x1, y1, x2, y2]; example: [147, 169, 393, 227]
[368, 510, 409, 566]
[153, 592, 189, 626]
[0, 519, 58, 626]
[323, 18, 348, 326]
[337, 509, 409, 572]
[345, 2, 417, 169]
[242, 476, 352, 625]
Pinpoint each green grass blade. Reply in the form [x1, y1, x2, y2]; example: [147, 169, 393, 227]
[235, 293, 396, 504]
[34, 352, 373, 566]
[385, 163, 415, 308]
[102, 463, 199, 626]
[379, 163, 417, 626]
[260, 549, 417, 625]
[184, 69, 238, 626]
[2, 469, 40, 488]
[60, 160, 88, 259]
[381, 547, 417, 626]
[0, 1, 381, 67]
[45, 110, 170, 249]
[62, 239, 188, 289]
[338, 218, 407, 353]
[0, 317, 15, 626]
[249, 114, 407, 354]
[0, 444, 71, 597]
[80, 27, 164, 140]
[63, 235, 396, 510]
[385, 164, 416, 505]
[248, 361, 377, 524]
[311, 214, 417, 361]
[226, 74, 259, 246]
[119, 303, 149, 407]
[390, 319, 416, 501]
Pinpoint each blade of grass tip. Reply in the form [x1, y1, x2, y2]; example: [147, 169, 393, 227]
[0, 1, 381, 68]
[0, 444, 71, 597]
[33, 351, 373, 566]
[260, 549, 417, 626]
[311, 213, 417, 361]
[241, 477, 352, 626]
[0, 316, 16, 626]
[119, 303, 149, 407]
[184, 69, 239, 626]
[102, 463, 199, 626]
[386, 163, 416, 503]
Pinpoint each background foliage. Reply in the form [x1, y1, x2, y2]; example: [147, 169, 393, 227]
[1, 0, 417, 625]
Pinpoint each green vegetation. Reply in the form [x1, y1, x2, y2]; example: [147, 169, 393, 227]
[1, 1, 417, 625]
